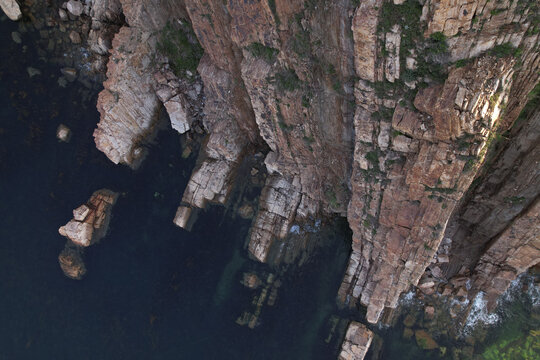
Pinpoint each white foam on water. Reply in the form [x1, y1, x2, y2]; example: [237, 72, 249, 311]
[528, 281, 540, 307]
[289, 225, 301, 234]
[462, 292, 499, 336]
[399, 290, 419, 306]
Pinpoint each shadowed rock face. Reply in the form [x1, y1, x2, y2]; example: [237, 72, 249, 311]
[79, 0, 539, 357]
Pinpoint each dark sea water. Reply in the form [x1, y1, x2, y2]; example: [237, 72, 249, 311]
[1, 12, 538, 360]
[0, 14, 356, 360]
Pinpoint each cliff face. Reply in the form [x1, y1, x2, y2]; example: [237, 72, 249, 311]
[28, 0, 538, 356]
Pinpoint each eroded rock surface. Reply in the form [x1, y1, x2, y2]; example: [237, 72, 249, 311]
[58, 189, 118, 279]
[59, 189, 119, 247]
[94, 27, 161, 168]
[338, 322, 373, 360]
[75, 0, 539, 342]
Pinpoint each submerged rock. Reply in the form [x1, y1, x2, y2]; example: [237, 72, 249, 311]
[415, 330, 439, 350]
[0, 0, 22, 21]
[58, 242, 86, 280]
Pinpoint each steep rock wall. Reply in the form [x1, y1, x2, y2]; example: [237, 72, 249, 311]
[87, 0, 539, 335]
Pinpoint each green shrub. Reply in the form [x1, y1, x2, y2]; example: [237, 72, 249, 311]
[157, 22, 204, 78]
[455, 59, 468, 68]
[490, 43, 518, 58]
[246, 42, 279, 63]
[271, 68, 302, 91]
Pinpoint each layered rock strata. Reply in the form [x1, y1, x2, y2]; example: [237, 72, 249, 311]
[94, 27, 161, 168]
[58, 189, 118, 279]
[441, 104, 540, 310]
[80, 0, 539, 349]
[92, 0, 196, 168]
[338, 0, 540, 324]
[338, 321, 373, 360]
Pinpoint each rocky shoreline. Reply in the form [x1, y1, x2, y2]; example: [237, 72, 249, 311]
[2, 0, 539, 358]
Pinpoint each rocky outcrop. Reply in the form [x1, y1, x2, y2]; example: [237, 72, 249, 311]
[94, 27, 161, 168]
[58, 189, 118, 279]
[338, 322, 373, 360]
[0, 0, 22, 21]
[173, 56, 250, 228]
[352, 0, 382, 82]
[337, 0, 539, 324]
[80, 0, 539, 340]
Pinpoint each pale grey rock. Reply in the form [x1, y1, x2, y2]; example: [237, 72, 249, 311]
[66, 0, 83, 16]
[56, 124, 72, 142]
[164, 94, 190, 134]
[0, 0, 22, 21]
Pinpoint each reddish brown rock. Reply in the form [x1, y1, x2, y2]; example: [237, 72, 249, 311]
[338, 321, 373, 360]
[94, 27, 161, 169]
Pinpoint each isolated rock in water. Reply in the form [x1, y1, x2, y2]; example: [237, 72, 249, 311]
[59, 189, 119, 247]
[0, 0, 22, 21]
[338, 321, 373, 360]
[56, 124, 71, 142]
[58, 242, 86, 280]
[66, 0, 83, 16]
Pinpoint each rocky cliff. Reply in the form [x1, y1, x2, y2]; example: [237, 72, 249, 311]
[4, 0, 538, 358]
[89, 0, 540, 337]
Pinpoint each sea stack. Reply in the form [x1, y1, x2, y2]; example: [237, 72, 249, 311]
[58, 189, 119, 279]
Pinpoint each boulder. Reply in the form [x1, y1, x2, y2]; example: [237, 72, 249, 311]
[58, 189, 118, 247]
[66, 0, 83, 16]
[339, 321, 373, 360]
[58, 242, 86, 280]
[0, 0, 22, 21]
[56, 124, 71, 142]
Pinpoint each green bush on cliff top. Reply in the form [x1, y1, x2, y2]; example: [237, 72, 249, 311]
[158, 22, 204, 77]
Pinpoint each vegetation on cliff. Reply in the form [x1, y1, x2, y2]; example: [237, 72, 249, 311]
[157, 21, 203, 78]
